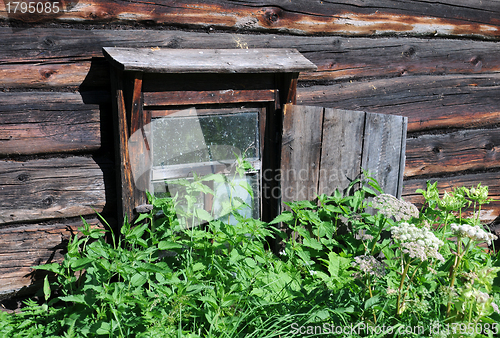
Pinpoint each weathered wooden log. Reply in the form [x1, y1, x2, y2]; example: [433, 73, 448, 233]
[0, 1, 499, 39]
[0, 61, 109, 89]
[0, 217, 102, 300]
[0, 156, 110, 224]
[405, 129, 500, 177]
[1, 28, 500, 88]
[402, 171, 500, 224]
[297, 74, 500, 132]
[0, 92, 101, 155]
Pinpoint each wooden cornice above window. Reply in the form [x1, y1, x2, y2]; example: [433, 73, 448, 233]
[102, 47, 317, 74]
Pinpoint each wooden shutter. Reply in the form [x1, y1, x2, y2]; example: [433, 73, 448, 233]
[280, 104, 407, 204]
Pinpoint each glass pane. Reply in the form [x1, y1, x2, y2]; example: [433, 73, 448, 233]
[152, 111, 259, 167]
[152, 173, 260, 227]
[213, 174, 260, 224]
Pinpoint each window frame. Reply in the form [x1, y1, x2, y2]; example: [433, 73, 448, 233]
[103, 47, 317, 224]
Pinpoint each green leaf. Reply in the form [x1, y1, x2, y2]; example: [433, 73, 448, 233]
[70, 257, 93, 270]
[134, 212, 150, 224]
[296, 226, 310, 239]
[130, 273, 148, 287]
[191, 262, 206, 272]
[364, 295, 380, 310]
[195, 208, 213, 222]
[303, 237, 323, 251]
[43, 275, 51, 302]
[381, 244, 395, 260]
[93, 321, 111, 335]
[245, 257, 257, 268]
[59, 294, 87, 305]
[158, 241, 182, 250]
[137, 262, 172, 274]
[129, 222, 148, 239]
[202, 173, 227, 183]
[269, 211, 294, 224]
[33, 262, 63, 275]
[326, 252, 351, 278]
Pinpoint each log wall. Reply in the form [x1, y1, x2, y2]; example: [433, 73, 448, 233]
[1, 0, 500, 301]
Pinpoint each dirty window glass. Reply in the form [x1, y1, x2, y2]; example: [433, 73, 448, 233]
[152, 111, 259, 167]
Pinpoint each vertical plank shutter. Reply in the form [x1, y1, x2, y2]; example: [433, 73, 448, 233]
[280, 104, 407, 204]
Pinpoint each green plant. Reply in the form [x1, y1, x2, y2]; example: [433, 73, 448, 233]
[1, 169, 499, 338]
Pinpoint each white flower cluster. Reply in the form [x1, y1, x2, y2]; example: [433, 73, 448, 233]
[391, 222, 445, 262]
[372, 194, 419, 221]
[450, 223, 497, 245]
[352, 255, 385, 278]
[463, 289, 500, 313]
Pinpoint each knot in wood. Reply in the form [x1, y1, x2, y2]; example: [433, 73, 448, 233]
[402, 46, 416, 57]
[40, 69, 57, 79]
[263, 7, 282, 24]
[485, 142, 494, 151]
[469, 56, 482, 66]
[41, 196, 54, 207]
[17, 173, 30, 182]
[43, 38, 56, 47]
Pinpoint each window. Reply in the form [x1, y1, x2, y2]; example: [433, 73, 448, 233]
[104, 47, 317, 223]
[150, 107, 263, 224]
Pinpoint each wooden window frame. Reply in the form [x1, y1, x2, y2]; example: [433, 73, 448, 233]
[103, 48, 317, 224]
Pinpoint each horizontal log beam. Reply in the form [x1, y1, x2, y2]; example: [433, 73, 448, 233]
[0, 92, 102, 155]
[1, 29, 500, 89]
[0, 61, 109, 89]
[0, 1, 498, 39]
[297, 74, 500, 132]
[0, 217, 102, 300]
[405, 129, 500, 177]
[0, 156, 109, 224]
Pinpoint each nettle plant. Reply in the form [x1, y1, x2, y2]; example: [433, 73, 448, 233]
[1, 162, 500, 337]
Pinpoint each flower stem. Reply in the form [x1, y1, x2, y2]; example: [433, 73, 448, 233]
[396, 259, 412, 316]
[367, 278, 377, 324]
[446, 237, 472, 317]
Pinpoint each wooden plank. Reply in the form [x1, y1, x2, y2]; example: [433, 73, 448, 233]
[0, 217, 102, 300]
[0, 92, 101, 155]
[0, 1, 499, 39]
[403, 171, 500, 224]
[318, 108, 365, 196]
[128, 71, 150, 208]
[110, 67, 135, 223]
[298, 74, 500, 133]
[103, 48, 317, 74]
[362, 112, 407, 198]
[405, 129, 500, 178]
[144, 89, 276, 107]
[280, 105, 323, 203]
[0, 156, 108, 224]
